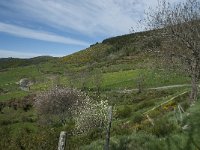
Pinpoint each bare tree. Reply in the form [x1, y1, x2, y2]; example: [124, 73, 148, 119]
[145, 0, 200, 102]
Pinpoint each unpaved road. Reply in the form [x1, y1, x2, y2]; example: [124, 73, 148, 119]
[117, 84, 192, 93]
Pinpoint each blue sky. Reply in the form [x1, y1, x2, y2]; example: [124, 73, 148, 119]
[0, 0, 182, 58]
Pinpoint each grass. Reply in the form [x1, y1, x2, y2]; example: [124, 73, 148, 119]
[100, 69, 189, 90]
[0, 90, 29, 101]
[0, 69, 197, 150]
[80, 97, 200, 150]
[0, 27, 198, 149]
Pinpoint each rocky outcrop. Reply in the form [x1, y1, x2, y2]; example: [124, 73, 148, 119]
[18, 78, 33, 91]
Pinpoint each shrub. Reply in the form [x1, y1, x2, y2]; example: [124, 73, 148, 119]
[6, 127, 58, 150]
[81, 132, 165, 150]
[143, 38, 161, 49]
[73, 98, 108, 134]
[134, 101, 155, 111]
[115, 105, 132, 119]
[132, 113, 144, 124]
[151, 117, 178, 137]
[34, 87, 86, 126]
[180, 101, 190, 111]
[34, 87, 108, 134]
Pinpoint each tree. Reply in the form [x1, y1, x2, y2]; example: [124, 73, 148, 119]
[34, 87, 86, 125]
[73, 98, 108, 134]
[34, 87, 108, 135]
[145, 0, 200, 102]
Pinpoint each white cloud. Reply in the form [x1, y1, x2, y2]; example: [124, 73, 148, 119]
[0, 0, 185, 38]
[0, 22, 89, 46]
[0, 0, 146, 36]
[0, 49, 63, 58]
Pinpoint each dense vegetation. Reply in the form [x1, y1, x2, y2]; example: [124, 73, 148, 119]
[0, 26, 199, 149]
[0, 56, 57, 70]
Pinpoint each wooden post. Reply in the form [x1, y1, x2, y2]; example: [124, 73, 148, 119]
[105, 106, 112, 150]
[174, 107, 178, 124]
[58, 131, 67, 150]
[146, 114, 154, 126]
[178, 104, 184, 122]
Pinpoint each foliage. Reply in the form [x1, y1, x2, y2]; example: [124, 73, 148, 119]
[1, 6, 200, 149]
[115, 105, 132, 119]
[150, 117, 179, 137]
[0, 126, 58, 150]
[132, 112, 144, 124]
[34, 87, 86, 126]
[0, 56, 56, 70]
[73, 98, 108, 134]
[81, 132, 165, 150]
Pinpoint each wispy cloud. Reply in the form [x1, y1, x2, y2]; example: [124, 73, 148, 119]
[0, 49, 63, 58]
[0, 0, 184, 37]
[0, 0, 144, 36]
[0, 0, 185, 59]
[0, 22, 89, 46]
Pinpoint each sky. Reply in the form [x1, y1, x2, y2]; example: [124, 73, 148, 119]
[0, 0, 183, 58]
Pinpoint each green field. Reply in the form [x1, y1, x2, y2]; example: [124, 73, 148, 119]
[0, 29, 199, 150]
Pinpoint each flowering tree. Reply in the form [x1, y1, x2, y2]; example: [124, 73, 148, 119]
[73, 98, 108, 134]
[34, 87, 108, 134]
[34, 87, 86, 125]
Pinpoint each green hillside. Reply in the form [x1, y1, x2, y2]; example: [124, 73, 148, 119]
[0, 30, 199, 150]
[0, 56, 58, 70]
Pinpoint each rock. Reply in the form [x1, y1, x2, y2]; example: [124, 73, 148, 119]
[182, 124, 190, 130]
[19, 78, 30, 87]
[18, 78, 33, 91]
[0, 88, 4, 94]
[0, 88, 8, 95]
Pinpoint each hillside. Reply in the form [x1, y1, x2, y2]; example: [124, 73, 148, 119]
[0, 30, 199, 150]
[0, 56, 58, 70]
[61, 31, 159, 66]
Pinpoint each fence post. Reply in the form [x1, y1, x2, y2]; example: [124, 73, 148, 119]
[105, 106, 112, 150]
[178, 104, 184, 123]
[146, 114, 154, 126]
[58, 131, 67, 150]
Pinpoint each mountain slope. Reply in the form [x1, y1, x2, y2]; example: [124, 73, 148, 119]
[0, 56, 58, 70]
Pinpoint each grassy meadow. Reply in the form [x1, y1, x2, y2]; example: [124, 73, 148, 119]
[0, 30, 199, 150]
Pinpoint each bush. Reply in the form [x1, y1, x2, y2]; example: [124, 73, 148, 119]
[7, 127, 58, 150]
[34, 87, 87, 126]
[73, 99, 108, 134]
[34, 87, 108, 134]
[151, 117, 178, 137]
[81, 132, 166, 150]
[134, 101, 155, 111]
[180, 101, 190, 111]
[132, 113, 144, 124]
[115, 105, 132, 119]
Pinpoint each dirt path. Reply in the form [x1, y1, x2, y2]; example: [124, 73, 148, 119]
[117, 84, 192, 93]
[148, 84, 191, 90]
[143, 90, 189, 115]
